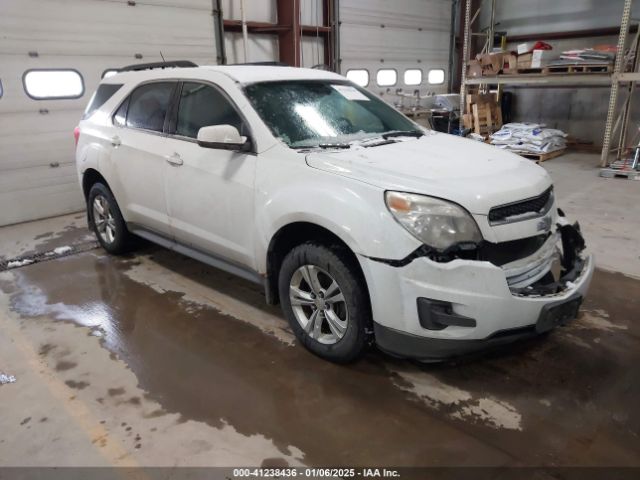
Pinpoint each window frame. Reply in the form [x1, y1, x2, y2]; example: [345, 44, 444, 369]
[166, 80, 255, 152]
[376, 68, 398, 87]
[111, 79, 179, 137]
[111, 78, 255, 153]
[427, 68, 446, 85]
[22, 68, 85, 100]
[345, 69, 370, 87]
[403, 68, 423, 86]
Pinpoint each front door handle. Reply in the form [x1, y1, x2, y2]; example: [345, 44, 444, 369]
[110, 135, 121, 147]
[165, 152, 183, 166]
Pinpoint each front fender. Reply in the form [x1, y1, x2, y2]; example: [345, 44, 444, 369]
[254, 156, 422, 273]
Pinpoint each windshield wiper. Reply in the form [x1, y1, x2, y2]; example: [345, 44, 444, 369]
[382, 130, 424, 140]
[363, 139, 397, 148]
[317, 143, 351, 149]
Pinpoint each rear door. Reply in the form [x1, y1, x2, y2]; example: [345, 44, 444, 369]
[163, 80, 257, 269]
[107, 81, 177, 237]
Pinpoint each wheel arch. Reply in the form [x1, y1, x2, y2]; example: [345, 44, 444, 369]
[82, 168, 110, 200]
[264, 221, 369, 306]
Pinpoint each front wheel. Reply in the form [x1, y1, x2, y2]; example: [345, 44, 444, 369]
[278, 242, 371, 363]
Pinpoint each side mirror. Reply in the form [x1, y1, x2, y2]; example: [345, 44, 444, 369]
[197, 125, 250, 151]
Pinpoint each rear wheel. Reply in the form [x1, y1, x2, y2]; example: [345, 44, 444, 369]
[278, 242, 371, 363]
[88, 182, 132, 254]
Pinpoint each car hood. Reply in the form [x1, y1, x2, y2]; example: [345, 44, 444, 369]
[305, 132, 552, 215]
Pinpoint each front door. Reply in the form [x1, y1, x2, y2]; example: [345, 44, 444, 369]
[164, 81, 256, 269]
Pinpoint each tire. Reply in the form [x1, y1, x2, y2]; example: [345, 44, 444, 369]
[278, 242, 372, 363]
[87, 182, 133, 255]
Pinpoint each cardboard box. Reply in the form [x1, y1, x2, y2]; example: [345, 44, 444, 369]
[517, 42, 537, 55]
[502, 53, 518, 74]
[479, 52, 505, 75]
[531, 49, 554, 68]
[517, 50, 554, 69]
[517, 53, 532, 69]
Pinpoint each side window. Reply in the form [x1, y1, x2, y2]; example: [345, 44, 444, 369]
[126, 82, 175, 132]
[175, 82, 244, 139]
[83, 83, 123, 119]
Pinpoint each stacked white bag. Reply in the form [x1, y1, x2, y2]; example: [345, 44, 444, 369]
[490, 123, 567, 154]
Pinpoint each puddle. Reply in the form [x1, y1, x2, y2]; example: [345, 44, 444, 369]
[2, 250, 640, 466]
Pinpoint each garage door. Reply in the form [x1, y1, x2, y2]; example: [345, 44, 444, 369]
[340, 0, 452, 95]
[0, 0, 219, 226]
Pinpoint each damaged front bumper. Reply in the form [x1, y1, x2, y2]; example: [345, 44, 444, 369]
[361, 216, 594, 361]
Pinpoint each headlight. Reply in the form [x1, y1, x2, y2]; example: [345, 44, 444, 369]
[385, 191, 482, 251]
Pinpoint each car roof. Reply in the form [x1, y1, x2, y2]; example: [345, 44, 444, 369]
[102, 65, 347, 85]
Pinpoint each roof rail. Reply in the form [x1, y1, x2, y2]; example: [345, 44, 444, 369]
[228, 61, 289, 67]
[119, 60, 198, 72]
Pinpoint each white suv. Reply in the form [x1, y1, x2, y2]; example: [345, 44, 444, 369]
[75, 62, 594, 363]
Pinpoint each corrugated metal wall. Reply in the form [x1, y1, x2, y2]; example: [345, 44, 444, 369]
[0, 0, 218, 226]
[340, 0, 452, 98]
[481, 0, 640, 146]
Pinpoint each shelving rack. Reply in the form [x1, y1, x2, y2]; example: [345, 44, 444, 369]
[458, 0, 637, 167]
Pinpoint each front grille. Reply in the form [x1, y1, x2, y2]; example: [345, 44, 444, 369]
[488, 187, 553, 225]
[478, 233, 549, 266]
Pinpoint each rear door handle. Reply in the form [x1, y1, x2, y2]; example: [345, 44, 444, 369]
[165, 152, 183, 166]
[110, 135, 121, 147]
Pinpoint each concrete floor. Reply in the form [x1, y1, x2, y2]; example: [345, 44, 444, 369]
[0, 153, 639, 469]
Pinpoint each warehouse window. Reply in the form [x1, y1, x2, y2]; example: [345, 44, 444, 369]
[428, 69, 445, 85]
[102, 69, 120, 79]
[346, 69, 369, 87]
[125, 82, 175, 132]
[23, 69, 84, 99]
[83, 84, 123, 119]
[404, 69, 422, 86]
[376, 69, 397, 87]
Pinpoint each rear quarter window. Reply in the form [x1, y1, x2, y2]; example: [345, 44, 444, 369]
[83, 84, 123, 119]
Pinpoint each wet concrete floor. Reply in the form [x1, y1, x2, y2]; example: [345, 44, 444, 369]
[0, 219, 639, 468]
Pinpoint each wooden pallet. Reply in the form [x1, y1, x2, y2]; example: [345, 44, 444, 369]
[514, 64, 612, 75]
[471, 101, 502, 136]
[600, 168, 640, 180]
[545, 63, 612, 74]
[513, 148, 567, 162]
[516, 67, 544, 74]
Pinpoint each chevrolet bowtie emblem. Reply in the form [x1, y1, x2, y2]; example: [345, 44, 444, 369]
[537, 215, 552, 232]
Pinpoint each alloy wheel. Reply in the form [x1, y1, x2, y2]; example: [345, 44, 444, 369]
[289, 265, 349, 345]
[92, 195, 116, 244]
